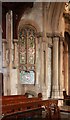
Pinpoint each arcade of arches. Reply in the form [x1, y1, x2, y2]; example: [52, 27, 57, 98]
[0, 2, 70, 99]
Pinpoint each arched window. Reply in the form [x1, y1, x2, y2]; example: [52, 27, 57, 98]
[19, 25, 36, 84]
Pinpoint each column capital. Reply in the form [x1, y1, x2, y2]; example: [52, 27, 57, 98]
[36, 32, 43, 38]
[52, 32, 61, 38]
[2, 39, 7, 43]
[46, 33, 53, 38]
[13, 39, 18, 43]
[60, 36, 65, 42]
[48, 43, 53, 47]
[46, 32, 61, 38]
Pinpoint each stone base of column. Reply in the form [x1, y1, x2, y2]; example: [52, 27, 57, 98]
[52, 89, 60, 98]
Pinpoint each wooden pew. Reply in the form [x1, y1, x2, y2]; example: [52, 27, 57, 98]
[1, 96, 42, 120]
[2, 97, 41, 105]
[1, 95, 26, 100]
[1, 96, 60, 120]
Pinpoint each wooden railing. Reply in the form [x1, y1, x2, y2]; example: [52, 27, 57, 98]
[0, 95, 60, 120]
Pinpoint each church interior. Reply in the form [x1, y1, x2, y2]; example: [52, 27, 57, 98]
[0, 1, 70, 120]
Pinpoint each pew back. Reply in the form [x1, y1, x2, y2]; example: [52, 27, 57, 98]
[1, 95, 60, 120]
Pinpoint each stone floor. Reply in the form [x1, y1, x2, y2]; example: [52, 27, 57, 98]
[2, 110, 70, 120]
[60, 112, 70, 120]
[18, 112, 70, 120]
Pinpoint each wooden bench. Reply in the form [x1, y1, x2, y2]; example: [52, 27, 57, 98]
[2, 97, 41, 105]
[1, 95, 26, 100]
[1, 96, 43, 120]
[0, 95, 60, 120]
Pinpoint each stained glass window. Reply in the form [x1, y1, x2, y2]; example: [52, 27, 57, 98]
[19, 25, 36, 84]
[20, 71, 34, 84]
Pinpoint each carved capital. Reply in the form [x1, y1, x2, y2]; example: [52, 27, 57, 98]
[36, 32, 43, 38]
[46, 32, 62, 38]
[48, 43, 53, 47]
[46, 33, 53, 38]
[52, 32, 61, 38]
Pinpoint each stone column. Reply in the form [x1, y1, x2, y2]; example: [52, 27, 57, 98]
[42, 3, 48, 99]
[2, 39, 8, 95]
[40, 39, 48, 99]
[63, 42, 68, 94]
[2, 39, 7, 68]
[59, 37, 64, 98]
[13, 39, 18, 68]
[6, 11, 13, 95]
[52, 33, 60, 98]
[68, 52, 70, 95]
[35, 34, 38, 85]
[47, 33, 53, 98]
[37, 32, 43, 92]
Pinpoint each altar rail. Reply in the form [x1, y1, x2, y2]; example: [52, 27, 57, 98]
[0, 95, 60, 120]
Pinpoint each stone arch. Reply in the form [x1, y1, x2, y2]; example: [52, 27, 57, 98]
[46, 2, 65, 34]
[18, 19, 40, 34]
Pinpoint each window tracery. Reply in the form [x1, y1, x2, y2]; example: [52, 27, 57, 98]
[19, 25, 36, 84]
